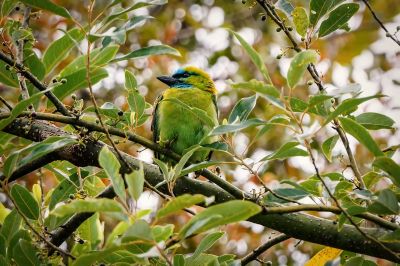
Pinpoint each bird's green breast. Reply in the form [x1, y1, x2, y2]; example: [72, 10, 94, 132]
[156, 88, 218, 162]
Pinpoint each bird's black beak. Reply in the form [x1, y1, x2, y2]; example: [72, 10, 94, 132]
[157, 76, 178, 86]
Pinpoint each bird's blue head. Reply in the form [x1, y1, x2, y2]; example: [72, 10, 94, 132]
[157, 66, 216, 93]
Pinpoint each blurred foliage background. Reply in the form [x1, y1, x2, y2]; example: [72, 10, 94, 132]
[1, 0, 399, 264]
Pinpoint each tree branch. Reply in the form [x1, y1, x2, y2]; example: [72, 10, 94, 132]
[361, 0, 400, 47]
[241, 234, 290, 265]
[2, 117, 400, 262]
[0, 51, 71, 116]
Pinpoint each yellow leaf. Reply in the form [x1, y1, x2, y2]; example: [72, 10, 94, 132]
[32, 183, 42, 204]
[0, 202, 11, 224]
[305, 247, 342, 266]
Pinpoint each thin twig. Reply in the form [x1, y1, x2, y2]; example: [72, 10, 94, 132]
[241, 234, 290, 265]
[16, 5, 32, 104]
[333, 119, 365, 189]
[361, 0, 400, 47]
[0, 96, 13, 110]
[0, 51, 71, 116]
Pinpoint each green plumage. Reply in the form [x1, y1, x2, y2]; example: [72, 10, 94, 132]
[152, 66, 219, 164]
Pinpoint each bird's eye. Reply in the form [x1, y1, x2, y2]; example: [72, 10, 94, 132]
[182, 72, 190, 78]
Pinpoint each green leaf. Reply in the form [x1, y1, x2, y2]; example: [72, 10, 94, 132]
[262, 141, 308, 161]
[125, 69, 137, 90]
[43, 28, 85, 74]
[338, 117, 384, 157]
[20, 0, 71, 18]
[189, 232, 224, 261]
[318, 3, 359, 37]
[3, 136, 76, 178]
[13, 239, 41, 266]
[112, 45, 180, 62]
[292, 7, 309, 37]
[0, 88, 52, 131]
[309, 0, 345, 26]
[0, 203, 10, 224]
[126, 162, 144, 201]
[372, 157, 400, 188]
[287, 50, 318, 88]
[263, 188, 310, 203]
[367, 189, 399, 215]
[49, 179, 77, 210]
[228, 95, 257, 123]
[126, 72, 145, 123]
[52, 68, 108, 100]
[209, 118, 265, 136]
[1, 0, 17, 18]
[152, 224, 174, 243]
[157, 194, 205, 218]
[230, 30, 272, 84]
[174, 145, 202, 179]
[99, 146, 126, 203]
[19, 136, 77, 168]
[322, 135, 339, 162]
[122, 219, 153, 242]
[355, 112, 395, 130]
[77, 213, 103, 249]
[343, 256, 377, 266]
[323, 95, 382, 126]
[0, 209, 22, 243]
[10, 184, 39, 220]
[179, 200, 261, 238]
[60, 45, 119, 77]
[51, 198, 125, 216]
[0, 60, 18, 87]
[24, 49, 45, 80]
[173, 255, 185, 266]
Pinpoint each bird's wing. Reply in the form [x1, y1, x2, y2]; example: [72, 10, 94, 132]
[151, 93, 163, 158]
[212, 94, 218, 119]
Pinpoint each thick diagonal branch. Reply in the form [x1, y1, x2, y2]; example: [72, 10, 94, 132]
[2, 118, 400, 262]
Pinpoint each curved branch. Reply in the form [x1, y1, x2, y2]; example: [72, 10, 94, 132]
[265, 205, 399, 231]
[0, 112, 397, 231]
[2, 117, 400, 262]
[241, 234, 290, 265]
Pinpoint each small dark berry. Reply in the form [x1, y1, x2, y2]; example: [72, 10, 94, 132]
[28, 104, 33, 109]
[118, 110, 123, 116]
[31, 112, 37, 118]
[71, 94, 76, 100]
[261, 15, 266, 21]
[52, 78, 57, 83]
[15, 6, 20, 11]
[276, 54, 282, 59]
[276, 28, 281, 32]
[397, 26, 400, 31]
[95, 119, 100, 124]
[69, 194, 75, 199]
[307, 80, 313, 86]
[242, 0, 246, 4]
[5, 65, 10, 70]
[78, 239, 84, 244]
[386, 32, 391, 37]
[301, 37, 305, 41]
[60, 78, 67, 84]
[287, 26, 293, 31]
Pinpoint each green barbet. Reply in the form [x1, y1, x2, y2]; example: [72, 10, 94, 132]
[152, 66, 219, 164]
